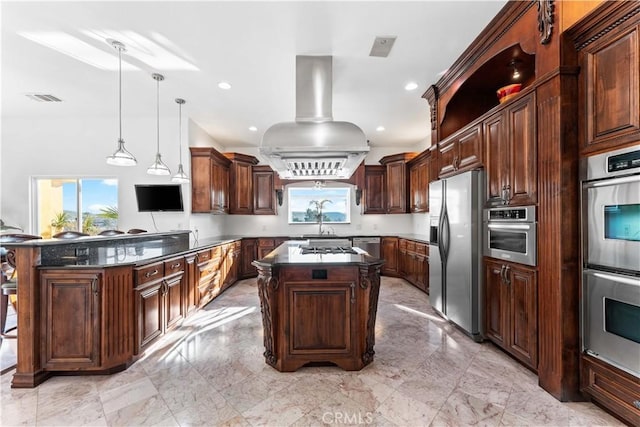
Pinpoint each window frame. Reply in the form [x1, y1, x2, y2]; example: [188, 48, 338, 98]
[287, 185, 351, 225]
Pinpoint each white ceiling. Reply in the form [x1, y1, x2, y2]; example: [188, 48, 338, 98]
[1, 1, 507, 149]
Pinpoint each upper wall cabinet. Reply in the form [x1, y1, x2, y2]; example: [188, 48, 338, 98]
[485, 92, 537, 206]
[380, 153, 417, 214]
[408, 150, 431, 213]
[190, 147, 231, 214]
[438, 124, 483, 179]
[569, 2, 640, 155]
[363, 165, 386, 214]
[252, 165, 277, 215]
[224, 153, 260, 215]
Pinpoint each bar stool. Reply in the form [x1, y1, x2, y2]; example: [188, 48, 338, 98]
[53, 231, 89, 239]
[99, 229, 125, 236]
[127, 228, 147, 234]
[1, 233, 42, 338]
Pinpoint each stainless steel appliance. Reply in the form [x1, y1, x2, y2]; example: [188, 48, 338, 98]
[428, 170, 484, 341]
[483, 205, 537, 267]
[353, 237, 381, 258]
[581, 144, 640, 378]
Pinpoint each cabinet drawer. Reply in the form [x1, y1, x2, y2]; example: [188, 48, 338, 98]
[259, 238, 275, 247]
[164, 258, 185, 276]
[415, 243, 427, 255]
[406, 241, 416, 252]
[211, 246, 223, 258]
[398, 239, 408, 249]
[135, 262, 164, 286]
[197, 249, 212, 263]
[582, 355, 640, 426]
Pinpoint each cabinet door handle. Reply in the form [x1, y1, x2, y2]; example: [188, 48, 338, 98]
[145, 269, 159, 278]
[633, 400, 640, 409]
[350, 282, 356, 304]
[504, 266, 511, 286]
[161, 280, 168, 295]
[170, 263, 181, 270]
[91, 277, 99, 295]
[500, 265, 506, 284]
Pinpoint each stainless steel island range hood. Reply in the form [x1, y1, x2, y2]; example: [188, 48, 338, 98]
[260, 56, 369, 180]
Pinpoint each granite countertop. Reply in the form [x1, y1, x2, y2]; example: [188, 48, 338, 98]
[252, 240, 384, 267]
[4, 232, 246, 268]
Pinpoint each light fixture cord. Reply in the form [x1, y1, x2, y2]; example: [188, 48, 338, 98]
[178, 102, 183, 164]
[156, 77, 160, 153]
[118, 46, 122, 141]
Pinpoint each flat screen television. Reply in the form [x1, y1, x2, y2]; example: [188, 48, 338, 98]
[135, 184, 184, 212]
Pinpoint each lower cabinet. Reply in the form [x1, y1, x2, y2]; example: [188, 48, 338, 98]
[195, 247, 222, 308]
[381, 237, 399, 276]
[581, 354, 640, 426]
[484, 259, 537, 369]
[134, 258, 185, 354]
[40, 266, 134, 371]
[395, 239, 429, 293]
[240, 238, 258, 279]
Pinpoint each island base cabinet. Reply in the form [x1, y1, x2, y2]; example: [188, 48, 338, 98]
[40, 267, 134, 372]
[254, 263, 382, 373]
[41, 270, 101, 369]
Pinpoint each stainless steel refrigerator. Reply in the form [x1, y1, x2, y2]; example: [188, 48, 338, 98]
[428, 170, 484, 341]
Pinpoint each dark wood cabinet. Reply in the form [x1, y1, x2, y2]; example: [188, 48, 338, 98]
[408, 151, 431, 213]
[485, 94, 537, 206]
[134, 258, 185, 354]
[380, 153, 417, 214]
[190, 147, 230, 214]
[438, 124, 482, 178]
[225, 153, 259, 215]
[40, 270, 102, 369]
[581, 354, 640, 427]
[576, 19, 640, 154]
[363, 166, 386, 214]
[257, 237, 288, 259]
[396, 239, 428, 293]
[184, 253, 199, 316]
[381, 237, 399, 276]
[484, 259, 537, 369]
[240, 238, 258, 278]
[222, 242, 240, 289]
[253, 165, 277, 215]
[195, 247, 222, 308]
[39, 267, 134, 372]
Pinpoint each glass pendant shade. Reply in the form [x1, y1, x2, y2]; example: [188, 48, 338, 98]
[148, 73, 170, 176]
[147, 152, 171, 175]
[171, 98, 190, 183]
[171, 164, 189, 183]
[106, 39, 136, 166]
[107, 139, 137, 166]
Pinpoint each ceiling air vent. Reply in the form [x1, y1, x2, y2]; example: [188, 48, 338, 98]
[25, 93, 62, 102]
[369, 36, 397, 58]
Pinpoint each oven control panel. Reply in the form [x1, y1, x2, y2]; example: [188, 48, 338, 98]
[485, 205, 535, 222]
[608, 149, 640, 173]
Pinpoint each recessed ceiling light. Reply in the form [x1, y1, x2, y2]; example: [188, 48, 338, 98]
[218, 81, 231, 90]
[376, 126, 385, 132]
[249, 126, 257, 132]
[404, 82, 418, 91]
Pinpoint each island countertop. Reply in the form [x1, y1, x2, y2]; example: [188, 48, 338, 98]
[252, 240, 384, 267]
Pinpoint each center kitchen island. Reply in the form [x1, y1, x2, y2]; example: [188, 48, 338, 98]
[252, 241, 384, 372]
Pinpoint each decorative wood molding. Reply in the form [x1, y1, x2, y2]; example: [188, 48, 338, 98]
[566, 1, 640, 51]
[255, 265, 278, 367]
[537, 0, 554, 45]
[423, 85, 439, 131]
[360, 264, 381, 365]
[575, 5, 640, 51]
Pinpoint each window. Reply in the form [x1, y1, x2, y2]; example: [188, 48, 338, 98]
[288, 186, 351, 224]
[33, 178, 118, 237]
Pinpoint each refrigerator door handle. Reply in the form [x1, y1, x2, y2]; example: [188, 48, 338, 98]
[441, 208, 451, 261]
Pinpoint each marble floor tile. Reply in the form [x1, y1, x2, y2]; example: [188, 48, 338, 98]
[0, 277, 623, 427]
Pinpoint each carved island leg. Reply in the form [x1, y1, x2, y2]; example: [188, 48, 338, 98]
[254, 264, 279, 368]
[360, 264, 382, 366]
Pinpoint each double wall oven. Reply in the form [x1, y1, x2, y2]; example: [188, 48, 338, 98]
[581, 144, 640, 378]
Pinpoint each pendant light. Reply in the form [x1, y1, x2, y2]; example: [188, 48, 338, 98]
[147, 73, 171, 176]
[171, 98, 189, 183]
[106, 39, 137, 166]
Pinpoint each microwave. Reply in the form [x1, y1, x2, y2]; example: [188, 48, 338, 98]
[483, 206, 536, 266]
